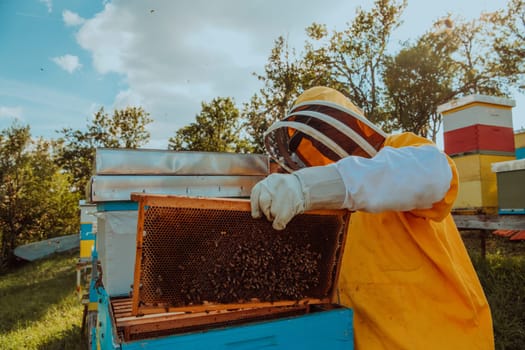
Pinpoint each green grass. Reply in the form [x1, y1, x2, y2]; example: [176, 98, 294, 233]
[471, 253, 525, 350]
[463, 231, 525, 350]
[0, 250, 85, 350]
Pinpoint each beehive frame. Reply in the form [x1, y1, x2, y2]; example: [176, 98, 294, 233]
[130, 193, 349, 316]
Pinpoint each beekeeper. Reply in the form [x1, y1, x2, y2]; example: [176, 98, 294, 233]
[250, 86, 494, 349]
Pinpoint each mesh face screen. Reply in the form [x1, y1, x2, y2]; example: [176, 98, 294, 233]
[132, 196, 347, 313]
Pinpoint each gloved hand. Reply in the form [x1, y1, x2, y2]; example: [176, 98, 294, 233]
[250, 173, 304, 230]
[250, 164, 346, 230]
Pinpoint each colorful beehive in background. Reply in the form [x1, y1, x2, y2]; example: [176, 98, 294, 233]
[492, 159, 525, 214]
[515, 130, 525, 160]
[438, 94, 516, 214]
[79, 200, 97, 260]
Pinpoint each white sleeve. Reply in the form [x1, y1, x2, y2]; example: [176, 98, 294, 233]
[333, 145, 452, 212]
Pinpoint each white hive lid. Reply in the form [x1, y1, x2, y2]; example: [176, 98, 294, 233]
[492, 158, 525, 173]
[437, 94, 516, 114]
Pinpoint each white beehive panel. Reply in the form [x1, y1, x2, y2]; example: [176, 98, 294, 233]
[96, 210, 138, 297]
[442, 105, 514, 132]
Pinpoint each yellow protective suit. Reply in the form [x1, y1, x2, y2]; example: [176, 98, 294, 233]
[336, 132, 494, 349]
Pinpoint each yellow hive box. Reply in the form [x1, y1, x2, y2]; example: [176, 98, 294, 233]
[453, 154, 515, 182]
[454, 180, 496, 214]
[80, 239, 95, 259]
[452, 154, 515, 213]
[515, 130, 525, 149]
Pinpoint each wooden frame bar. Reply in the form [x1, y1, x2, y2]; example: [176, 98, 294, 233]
[130, 192, 347, 216]
[130, 193, 349, 316]
[112, 297, 318, 342]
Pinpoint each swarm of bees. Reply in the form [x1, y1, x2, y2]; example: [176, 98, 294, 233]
[139, 208, 342, 308]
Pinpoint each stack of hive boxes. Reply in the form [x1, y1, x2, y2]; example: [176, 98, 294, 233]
[79, 200, 97, 261]
[437, 94, 516, 214]
[87, 148, 269, 297]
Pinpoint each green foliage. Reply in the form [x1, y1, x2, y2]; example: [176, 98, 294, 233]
[472, 253, 525, 350]
[169, 0, 523, 152]
[462, 232, 525, 350]
[0, 122, 31, 268]
[242, 94, 271, 153]
[239, 0, 523, 145]
[304, 0, 407, 129]
[439, 16, 511, 96]
[383, 36, 456, 141]
[0, 123, 79, 271]
[56, 106, 153, 196]
[169, 97, 252, 153]
[383, 0, 524, 139]
[0, 251, 84, 350]
[482, 0, 525, 88]
[243, 36, 311, 152]
[241, 0, 407, 150]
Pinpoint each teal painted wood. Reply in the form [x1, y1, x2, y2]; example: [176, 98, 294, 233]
[96, 201, 138, 212]
[80, 223, 95, 240]
[516, 147, 525, 160]
[95, 277, 354, 350]
[121, 308, 354, 350]
[95, 287, 121, 350]
[499, 208, 525, 214]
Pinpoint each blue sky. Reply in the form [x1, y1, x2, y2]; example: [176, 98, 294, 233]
[0, 0, 523, 149]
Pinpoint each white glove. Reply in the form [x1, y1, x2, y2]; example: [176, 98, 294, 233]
[250, 173, 304, 230]
[250, 165, 346, 230]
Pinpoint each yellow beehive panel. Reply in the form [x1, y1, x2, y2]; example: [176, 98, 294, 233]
[453, 154, 514, 182]
[480, 179, 499, 210]
[515, 131, 525, 149]
[454, 180, 483, 209]
[80, 239, 95, 259]
[453, 180, 499, 214]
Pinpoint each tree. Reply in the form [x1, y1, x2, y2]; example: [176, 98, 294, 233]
[447, 17, 508, 96]
[243, 0, 407, 149]
[383, 4, 524, 141]
[169, 97, 251, 152]
[0, 123, 30, 269]
[429, 4, 523, 98]
[303, 0, 407, 129]
[56, 106, 152, 196]
[22, 139, 80, 243]
[383, 35, 456, 141]
[0, 123, 78, 270]
[482, 0, 524, 89]
[243, 36, 309, 152]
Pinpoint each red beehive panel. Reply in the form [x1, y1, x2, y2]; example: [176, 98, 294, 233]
[444, 124, 515, 156]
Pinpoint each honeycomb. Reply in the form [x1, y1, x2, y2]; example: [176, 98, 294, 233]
[132, 196, 347, 312]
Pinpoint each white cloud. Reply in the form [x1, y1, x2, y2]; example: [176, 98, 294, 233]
[76, 4, 135, 74]
[71, 0, 520, 148]
[0, 106, 23, 119]
[52, 54, 83, 73]
[113, 89, 144, 110]
[72, 0, 352, 147]
[39, 0, 52, 13]
[62, 10, 85, 26]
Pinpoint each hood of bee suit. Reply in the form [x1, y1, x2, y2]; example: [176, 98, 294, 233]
[264, 86, 387, 173]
